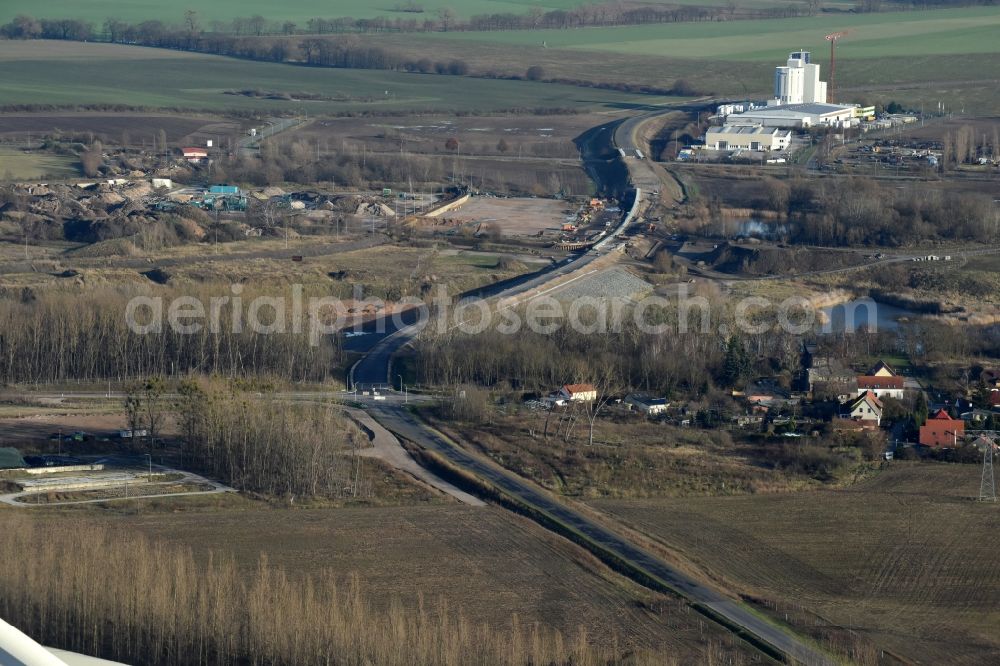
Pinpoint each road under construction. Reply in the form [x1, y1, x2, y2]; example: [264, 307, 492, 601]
[346, 108, 837, 665]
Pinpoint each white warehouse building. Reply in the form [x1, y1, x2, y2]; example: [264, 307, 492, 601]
[771, 51, 826, 106]
[726, 102, 856, 129]
[704, 125, 792, 152]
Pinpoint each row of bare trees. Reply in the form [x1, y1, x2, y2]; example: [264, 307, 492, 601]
[687, 176, 1000, 247]
[0, 288, 338, 384]
[176, 381, 362, 498]
[1, 2, 819, 43]
[0, 513, 640, 665]
[941, 124, 1000, 169]
[411, 303, 806, 397]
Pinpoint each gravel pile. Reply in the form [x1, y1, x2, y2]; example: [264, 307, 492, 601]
[554, 268, 653, 302]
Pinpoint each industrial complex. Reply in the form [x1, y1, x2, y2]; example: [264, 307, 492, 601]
[701, 47, 878, 156]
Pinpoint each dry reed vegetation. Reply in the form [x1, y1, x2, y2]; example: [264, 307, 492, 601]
[0, 514, 661, 665]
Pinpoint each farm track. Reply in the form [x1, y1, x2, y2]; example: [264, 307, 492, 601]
[0, 237, 383, 276]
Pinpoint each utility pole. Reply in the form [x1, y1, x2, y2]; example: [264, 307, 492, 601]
[981, 437, 996, 502]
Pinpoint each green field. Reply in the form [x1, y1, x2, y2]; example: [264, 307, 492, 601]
[426, 7, 1000, 61]
[0, 0, 564, 24]
[0, 146, 79, 179]
[0, 41, 677, 115]
[0, 0, 847, 24]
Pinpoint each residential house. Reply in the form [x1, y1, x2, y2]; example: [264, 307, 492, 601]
[625, 394, 669, 415]
[559, 384, 597, 403]
[961, 409, 995, 426]
[919, 409, 965, 447]
[733, 413, 765, 428]
[990, 390, 1000, 410]
[868, 360, 896, 377]
[844, 391, 883, 427]
[182, 147, 208, 163]
[804, 354, 854, 397]
[856, 360, 904, 400]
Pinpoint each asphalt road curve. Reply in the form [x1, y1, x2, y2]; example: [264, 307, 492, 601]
[348, 251, 602, 387]
[371, 404, 835, 666]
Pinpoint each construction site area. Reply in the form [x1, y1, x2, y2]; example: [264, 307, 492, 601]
[0, 456, 230, 506]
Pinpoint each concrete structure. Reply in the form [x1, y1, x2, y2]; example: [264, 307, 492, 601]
[771, 51, 826, 106]
[704, 125, 792, 152]
[845, 391, 883, 426]
[559, 384, 597, 403]
[920, 409, 965, 447]
[728, 103, 856, 129]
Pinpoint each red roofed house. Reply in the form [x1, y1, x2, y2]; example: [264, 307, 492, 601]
[919, 409, 965, 447]
[990, 390, 1000, 409]
[182, 147, 209, 163]
[856, 360, 904, 400]
[559, 384, 597, 403]
[844, 390, 883, 427]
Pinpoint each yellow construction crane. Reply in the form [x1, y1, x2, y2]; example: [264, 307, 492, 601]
[825, 30, 848, 103]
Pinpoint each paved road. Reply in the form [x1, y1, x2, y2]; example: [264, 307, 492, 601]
[346, 137, 834, 661]
[348, 248, 610, 387]
[367, 401, 834, 665]
[345, 407, 484, 506]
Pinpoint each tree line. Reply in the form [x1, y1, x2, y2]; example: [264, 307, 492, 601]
[175, 381, 363, 498]
[1, 2, 821, 43]
[0, 288, 338, 385]
[0, 513, 643, 665]
[411, 302, 805, 398]
[687, 176, 1000, 246]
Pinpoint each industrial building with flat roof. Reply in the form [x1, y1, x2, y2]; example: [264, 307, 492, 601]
[704, 125, 792, 152]
[726, 102, 856, 129]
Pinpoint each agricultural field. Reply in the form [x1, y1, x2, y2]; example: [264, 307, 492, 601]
[280, 113, 596, 196]
[0, 146, 78, 179]
[0, 41, 676, 115]
[425, 7, 1000, 61]
[0, 113, 244, 147]
[0, 0, 573, 24]
[30, 502, 753, 662]
[591, 463, 1000, 665]
[374, 6, 1000, 110]
[0, 0, 848, 24]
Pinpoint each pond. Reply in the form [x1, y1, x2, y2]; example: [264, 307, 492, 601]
[819, 300, 920, 333]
